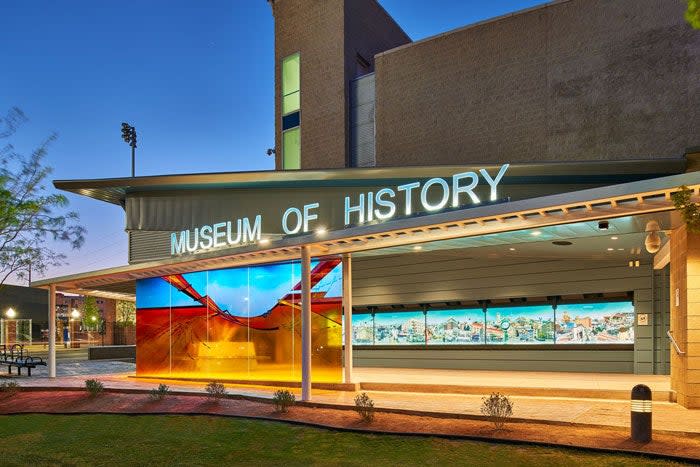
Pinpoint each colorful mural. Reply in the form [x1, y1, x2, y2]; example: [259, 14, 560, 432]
[353, 301, 634, 346]
[136, 258, 343, 382]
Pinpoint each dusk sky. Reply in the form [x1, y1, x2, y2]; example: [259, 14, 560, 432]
[1, 0, 546, 283]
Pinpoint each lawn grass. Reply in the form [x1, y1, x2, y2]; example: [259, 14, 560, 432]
[0, 414, 687, 466]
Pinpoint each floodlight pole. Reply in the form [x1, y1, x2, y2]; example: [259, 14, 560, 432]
[121, 122, 137, 177]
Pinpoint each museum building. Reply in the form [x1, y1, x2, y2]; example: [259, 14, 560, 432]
[33, 0, 700, 407]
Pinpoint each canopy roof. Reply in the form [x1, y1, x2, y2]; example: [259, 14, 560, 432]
[33, 169, 699, 302]
[54, 159, 684, 205]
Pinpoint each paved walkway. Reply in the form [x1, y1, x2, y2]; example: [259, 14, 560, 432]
[8, 361, 698, 436]
[355, 367, 671, 392]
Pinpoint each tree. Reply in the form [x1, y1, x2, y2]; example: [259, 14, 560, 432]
[0, 107, 85, 286]
[116, 300, 136, 325]
[687, 0, 700, 29]
[80, 296, 101, 327]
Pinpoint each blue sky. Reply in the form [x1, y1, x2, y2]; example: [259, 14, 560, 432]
[0, 0, 546, 282]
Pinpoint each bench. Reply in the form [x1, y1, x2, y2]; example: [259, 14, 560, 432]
[0, 344, 46, 376]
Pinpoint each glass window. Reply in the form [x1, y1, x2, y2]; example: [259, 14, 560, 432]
[555, 302, 634, 344]
[282, 127, 300, 170]
[427, 308, 485, 345]
[282, 53, 300, 115]
[374, 311, 425, 345]
[486, 305, 555, 344]
[350, 301, 633, 346]
[352, 314, 374, 345]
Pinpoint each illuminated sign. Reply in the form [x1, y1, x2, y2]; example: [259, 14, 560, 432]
[171, 164, 509, 256]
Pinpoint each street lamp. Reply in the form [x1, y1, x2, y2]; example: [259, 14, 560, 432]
[5, 308, 16, 319]
[120, 122, 137, 177]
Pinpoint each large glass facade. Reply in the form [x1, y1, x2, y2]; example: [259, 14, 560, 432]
[136, 258, 343, 382]
[353, 301, 634, 346]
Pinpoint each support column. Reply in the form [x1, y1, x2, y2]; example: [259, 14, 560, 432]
[48, 284, 56, 378]
[669, 225, 700, 408]
[342, 253, 353, 384]
[300, 245, 312, 402]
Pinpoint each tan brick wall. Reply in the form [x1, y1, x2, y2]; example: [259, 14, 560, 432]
[271, 0, 409, 170]
[374, 0, 699, 166]
[670, 225, 700, 408]
[272, 0, 347, 170]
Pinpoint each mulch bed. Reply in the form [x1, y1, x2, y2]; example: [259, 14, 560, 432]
[1, 390, 699, 463]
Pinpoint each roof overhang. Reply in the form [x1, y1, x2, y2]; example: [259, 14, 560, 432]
[32, 170, 700, 300]
[54, 158, 685, 205]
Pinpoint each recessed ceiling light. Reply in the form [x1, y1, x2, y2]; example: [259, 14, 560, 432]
[617, 248, 624, 251]
[509, 247, 516, 251]
[413, 245, 423, 251]
[607, 247, 614, 251]
[552, 241, 573, 246]
[611, 236, 618, 240]
[531, 231, 542, 236]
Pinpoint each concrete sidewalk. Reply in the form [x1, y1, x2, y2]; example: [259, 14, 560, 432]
[13, 372, 700, 436]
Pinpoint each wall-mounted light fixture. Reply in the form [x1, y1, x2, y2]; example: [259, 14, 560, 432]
[644, 220, 662, 253]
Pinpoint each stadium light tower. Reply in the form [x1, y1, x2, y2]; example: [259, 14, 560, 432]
[121, 122, 137, 177]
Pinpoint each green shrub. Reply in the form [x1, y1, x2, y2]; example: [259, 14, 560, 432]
[84, 379, 104, 397]
[272, 389, 295, 413]
[354, 392, 375, 423]
[205, 381, 227, 401]
[0, 380, 20, 397]
[149, 383, 170, 401]
[480, 392, 514, 430]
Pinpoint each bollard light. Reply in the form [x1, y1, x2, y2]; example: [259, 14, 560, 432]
[630, 384, 652, 443]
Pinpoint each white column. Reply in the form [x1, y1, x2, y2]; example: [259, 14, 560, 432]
[48, 284, 56, 378]
[300, 245, 312, 401]
[342, 253, 353, 384]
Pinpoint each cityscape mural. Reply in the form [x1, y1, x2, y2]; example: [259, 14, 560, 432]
[352, 301, 635, 346]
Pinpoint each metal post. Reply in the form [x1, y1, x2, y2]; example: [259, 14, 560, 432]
[131, 146, 135, 178]
[48, 284, 56, 378]
[342, 253, 353, 384]
[301, 245, 312, 401]
[631, 384, 652, 443]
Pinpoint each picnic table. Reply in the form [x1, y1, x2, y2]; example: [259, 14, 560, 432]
[0, 344, 46, 376]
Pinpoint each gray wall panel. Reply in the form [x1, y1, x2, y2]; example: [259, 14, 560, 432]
[352, 252, 669, 374]
[350, 73, 376, 167]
